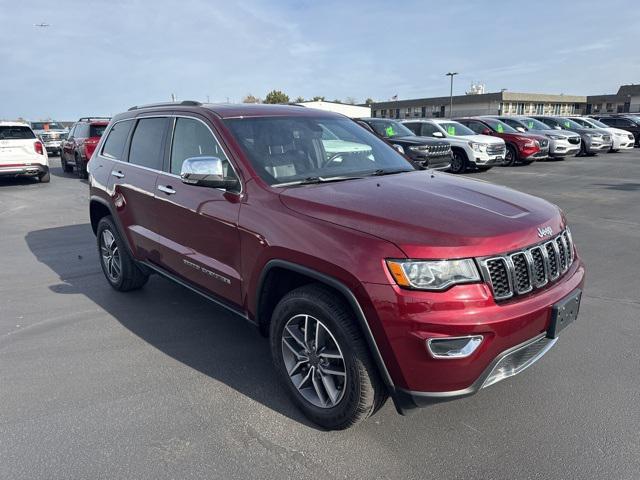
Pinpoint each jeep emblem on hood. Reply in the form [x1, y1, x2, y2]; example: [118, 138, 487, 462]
[537, 226, 553, 238]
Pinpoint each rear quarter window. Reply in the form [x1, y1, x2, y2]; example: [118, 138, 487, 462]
[90, 125, 107, 137]
[0, 126, 36, 139]
[102, 120, 134, 160]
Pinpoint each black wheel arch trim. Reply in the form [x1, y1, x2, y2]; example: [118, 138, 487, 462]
[256, 259, 405, 410]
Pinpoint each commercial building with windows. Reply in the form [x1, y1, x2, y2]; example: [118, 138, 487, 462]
[585, 84, 640, 114]
[371, 91, 587, 119]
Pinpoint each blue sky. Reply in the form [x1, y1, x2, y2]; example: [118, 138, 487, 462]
[1, 0, 639, 120]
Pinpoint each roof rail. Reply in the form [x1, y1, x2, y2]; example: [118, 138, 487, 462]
[128, 100, 202, 111]
[78, 116, 111, 122]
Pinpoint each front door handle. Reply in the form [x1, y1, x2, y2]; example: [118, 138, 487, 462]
[157, 185, 176, 195]
[111, 170, 125, 178]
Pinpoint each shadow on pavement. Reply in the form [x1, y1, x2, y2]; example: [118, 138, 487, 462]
[25, 223, 317, 429]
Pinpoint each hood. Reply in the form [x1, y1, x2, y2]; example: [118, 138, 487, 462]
[279, 170, 564, 259]
[393, 136, 446, 146]
[449, 134, 504, 144]
[533, 129, 580, 139]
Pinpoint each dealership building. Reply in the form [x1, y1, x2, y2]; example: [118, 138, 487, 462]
[371, 83, 640, 119]
[371, 91, 587, 119]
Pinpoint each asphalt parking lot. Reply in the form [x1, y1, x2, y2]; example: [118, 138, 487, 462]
[1, 152, 639, 480]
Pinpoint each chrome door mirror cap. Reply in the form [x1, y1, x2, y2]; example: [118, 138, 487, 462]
[180, 156, 238, 190]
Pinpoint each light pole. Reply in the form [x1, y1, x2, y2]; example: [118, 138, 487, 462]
[446, 72, 458, 118]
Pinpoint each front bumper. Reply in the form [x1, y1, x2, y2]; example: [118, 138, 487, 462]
[363, 258, 585, 412]
[427, 154, 452, 171]
[473, 149, 505, 166]
[611, 135, 635, 150]
[43, 141, 62, 153]
[549, 138, 581, 157]
[0, 163, 48, 177]
[584, 138, 612, 153]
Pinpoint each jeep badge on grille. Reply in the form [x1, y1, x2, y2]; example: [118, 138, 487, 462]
[537, 226, 553, 238]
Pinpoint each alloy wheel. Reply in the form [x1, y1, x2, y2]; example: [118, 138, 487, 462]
[100, 229, 122, 283]
[281, 314, 347, 408]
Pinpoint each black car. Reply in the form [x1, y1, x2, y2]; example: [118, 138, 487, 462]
[592, 115, 640, 146]
[356, 118, 452, 170]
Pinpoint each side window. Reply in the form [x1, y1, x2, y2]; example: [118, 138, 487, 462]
[68, 125, 76, 138]
[403, 123, 420, 135]
[503, 119, 520, 129]
[76, 124, 89, 138]
[102, 120, 134, 160]
[169, 117, 233, 177]
[420, 123, 438, 136]
[467, 121, 485, 134]
[128, 118, 169, 170]
[617, 118, 632, 127]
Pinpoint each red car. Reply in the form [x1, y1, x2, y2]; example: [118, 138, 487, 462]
[456, 117, 550, 166]
[88, 102, 584, 429]
[61, 117, 110, 178]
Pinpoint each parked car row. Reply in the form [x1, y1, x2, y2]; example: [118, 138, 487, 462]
[356, 114, 633, 174]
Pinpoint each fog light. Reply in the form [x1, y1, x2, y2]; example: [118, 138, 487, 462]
[427, 336, 483, 359]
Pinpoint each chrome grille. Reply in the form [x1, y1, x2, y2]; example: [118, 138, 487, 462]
[480, 228, 574, 301]
[487, 144, 506, 155]
[602, 135, 611, 143]
[429, 144, 451, 157]
[568, 136, 580, 145]
[539, 138, 549, 148]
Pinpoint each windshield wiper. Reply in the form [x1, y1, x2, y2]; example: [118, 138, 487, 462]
[274, 175, 366, 187]
[370, 168, 414, 176]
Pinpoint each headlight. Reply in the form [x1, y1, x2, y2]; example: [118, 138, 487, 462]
[524, 140, 536, 148]
[386, 259, 480, 290]
[585, 133, 599, 138]
[392, 144, 405, 154]
[547, 134, 564, 140]
[469, 142, 487, 152]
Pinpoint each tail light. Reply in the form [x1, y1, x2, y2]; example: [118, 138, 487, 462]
[34, 141, 44, 155]
[84, 138, 99, 160]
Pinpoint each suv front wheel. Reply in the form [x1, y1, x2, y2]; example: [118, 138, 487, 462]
[270, 284, 387, 429]
[96, 216, 149, 291]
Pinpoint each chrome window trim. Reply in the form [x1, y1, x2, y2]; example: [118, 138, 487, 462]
[99, 114, 243, 195]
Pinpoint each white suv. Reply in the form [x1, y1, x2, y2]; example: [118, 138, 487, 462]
[402, 119, 506, 173]
[0, 122, 50, 182]
[567, 116, 635, 152]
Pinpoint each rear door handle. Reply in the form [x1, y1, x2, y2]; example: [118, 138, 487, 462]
[111, 170, 125, 178]
[157, 185, 176, 195]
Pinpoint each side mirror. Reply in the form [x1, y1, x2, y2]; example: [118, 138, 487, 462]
[516, 126, 526, 133]
[482, 128, 492, 135]
[554, 125, 562, 130]
[432, 131, 444, 138]
[180, 156, 238, 190]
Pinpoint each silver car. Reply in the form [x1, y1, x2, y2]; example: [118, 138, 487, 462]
[494, 116, 581, 159]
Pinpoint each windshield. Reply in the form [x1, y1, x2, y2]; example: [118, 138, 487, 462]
[520, 117, 551, 131]
[583, 118, 608, 128]
[366, 119, 415, 139]
[557, 118, 584, 130]
[31, 122, 65, 131]
[438, 121, 475, 136]
[0, 126, 36, 139]
[224, 116, 415, 186]
[482, 118, 517, 134]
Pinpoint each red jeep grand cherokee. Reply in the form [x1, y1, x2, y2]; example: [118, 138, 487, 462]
[88, 102, 584, 429]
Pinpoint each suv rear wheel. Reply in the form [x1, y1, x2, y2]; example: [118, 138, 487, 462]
[96, 216, 149, 291]
[270, 284, 386, 430]
[77, 153, 88, 179]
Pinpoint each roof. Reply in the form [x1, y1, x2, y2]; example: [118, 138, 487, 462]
[616, 84, 640, 97]
[124, 101, 337, 119]
[0, 121, 30, 127]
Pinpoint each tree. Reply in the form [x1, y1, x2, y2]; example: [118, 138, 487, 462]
[345, 97, 357, 105]
[242, 94, 261, 104]
[332, 99, 342, 104]
[312, 96, 325, 101]
[294, 96, 305, 103]
[264, 90, 290, 104]
[365, 97, 374, 106]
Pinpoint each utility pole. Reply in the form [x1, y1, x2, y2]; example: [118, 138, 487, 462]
[171, 93, 176, 102]
[446, 72, 458, 118]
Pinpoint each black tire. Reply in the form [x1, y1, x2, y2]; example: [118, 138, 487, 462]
[502, 144, 517, 166]
[449, 149, 468, 174]
[96, 216, 149, 292]
[270, 284, 387, 430]
[77, 154, 88, 179]
[39, 171, 50, 183]
[61, 155, 73, 173]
